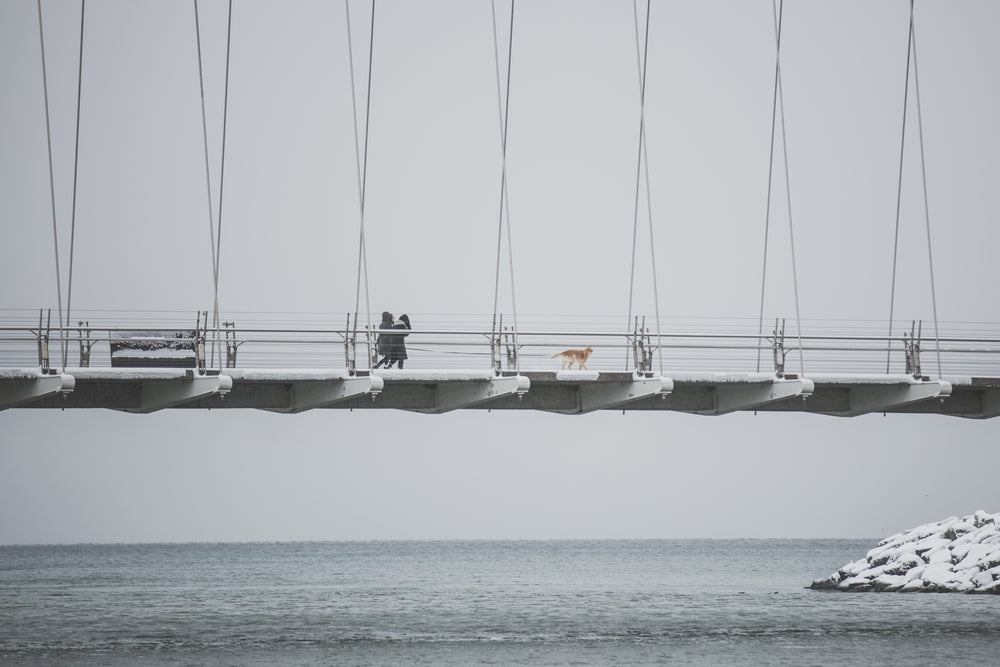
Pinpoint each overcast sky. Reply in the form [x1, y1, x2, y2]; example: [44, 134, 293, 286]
[1, 0, 998, 544]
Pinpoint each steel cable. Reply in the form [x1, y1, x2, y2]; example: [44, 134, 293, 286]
[771, 0, 805, 376]
[909, 5, 943, 377]
[348, 0, 375, 366]
[193, 0, 217, 366]
[65, 0, 86, 368]
[887, 0, 914, 373]
[490, 0, 519, 372]
[756, 0, 782, 373]
[36, 0, 66, 370]
[627, 0, 661, 375]
[214, 0, 234, 369]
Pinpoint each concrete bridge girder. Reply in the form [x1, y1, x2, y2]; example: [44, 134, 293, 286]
[0, 372, 75, 410]
[1, 368, 998, 418]
[418, 374, 530, 414]
[980, 390, 1000, 419]
[269, 376, 384, 414]
[551, 375, 673, 414]
[838, 379, 952, 417]
[125, 374, 233, 414]
[709, 378, 815, 416]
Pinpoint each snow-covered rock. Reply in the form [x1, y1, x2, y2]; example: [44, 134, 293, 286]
[811, 510, 1000, 594]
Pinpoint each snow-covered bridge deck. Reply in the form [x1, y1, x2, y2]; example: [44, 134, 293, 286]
[2, 317, 998, 417]
[2, 367, 998, 418]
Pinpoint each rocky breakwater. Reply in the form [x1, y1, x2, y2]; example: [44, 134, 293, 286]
[811, 510, 1000, 593]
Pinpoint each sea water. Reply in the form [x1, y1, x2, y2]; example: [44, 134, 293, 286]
[1, 540, 998, 665]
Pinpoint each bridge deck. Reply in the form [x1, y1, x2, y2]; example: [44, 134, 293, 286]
[2, 367, 997, 418]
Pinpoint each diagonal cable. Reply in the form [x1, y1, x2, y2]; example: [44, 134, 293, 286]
[886, 0, 914, 373]
[909, 6, 942, 377]
[348, 0, 376, 364]
[756, 0, 782, 373]
[65, 0, 86, 367]
[213, 0, 234, 369]
[193, 0, 217, 367]
[36, 0, 66, 370]
[628, 0, 660, 374]
[490, 0, 519, 372]
[772, 0, 805, 375]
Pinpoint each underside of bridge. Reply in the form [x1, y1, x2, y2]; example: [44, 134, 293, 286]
[2, 368, 997, 419]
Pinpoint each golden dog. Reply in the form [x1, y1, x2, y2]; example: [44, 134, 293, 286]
[550, 347, 593, 370]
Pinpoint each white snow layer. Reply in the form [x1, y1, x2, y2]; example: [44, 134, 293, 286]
[811, 510, 1000, 594]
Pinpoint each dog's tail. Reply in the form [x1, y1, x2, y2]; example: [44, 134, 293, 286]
[550, 352, 561, 359]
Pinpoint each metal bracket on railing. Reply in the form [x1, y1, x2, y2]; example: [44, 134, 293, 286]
[503, 326, 518, 370]
[223, 322, 239, 369]
[771, 318, 788, 378]
[489, 316, 519, 375]
[903, 320, 922, 378]
[344, 314, 357, 374]
[37, 309, 51, 373]
[77, 320, 93, 367]
[194, 311, 208, 374]
[489, 332, 502, 375]
[631, 316, 655, 375]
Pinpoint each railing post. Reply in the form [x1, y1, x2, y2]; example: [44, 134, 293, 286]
[772, 318, 787, 378]
[77, 320, 93, 367]
[223, 322, 238, 369]
[904, 320, 922, 378]
[631, 316, 653, 375]
[195, 310, 207, 374]
[344, 314, 357, 374]
[37, 309, 51, 373]
[367, 325, 377, 369]
[490, 333, 502, 375]
[503, 326, 517, 371]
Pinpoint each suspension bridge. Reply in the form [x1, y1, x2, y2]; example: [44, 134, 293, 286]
[1, 1, 997, 418]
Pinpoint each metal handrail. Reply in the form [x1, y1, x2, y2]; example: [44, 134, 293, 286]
[3, 317, 999, 377]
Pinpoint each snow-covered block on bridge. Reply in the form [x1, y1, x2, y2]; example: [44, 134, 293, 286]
[110, 330, 197, 368]
[810, 511, 1000, 594]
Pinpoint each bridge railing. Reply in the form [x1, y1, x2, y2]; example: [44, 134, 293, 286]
[1, 311, 999, 378]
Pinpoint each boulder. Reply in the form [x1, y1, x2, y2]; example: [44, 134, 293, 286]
[810, 510, 1000, 594]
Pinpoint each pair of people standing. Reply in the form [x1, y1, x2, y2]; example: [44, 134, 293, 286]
[374, 311, 411, 369]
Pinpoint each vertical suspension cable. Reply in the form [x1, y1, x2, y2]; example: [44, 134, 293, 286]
[193, 0, 218, 367]
[213, 0, 233, 369]
[36, 0, 66, 370]
[886, 0, 914, 373]
[628, 0, 660, 374]
[349, 0, 375, 360]
[65, 0, 86, 368]
[756, 0, 782, 373]
[772, 0, 805, 375]
[490, 0, 519, 372]
[909, 8, 942, 377]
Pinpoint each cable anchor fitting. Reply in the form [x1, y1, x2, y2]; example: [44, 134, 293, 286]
[631, 316, 654, 375]
[77, 320, 93, 367]
[223, 322, 239, 369]
[194, 310, 208, 375]
[36, 308, 52, 373]
[771, 318, 788, 378]
[903, 320, 923, 379]
[344, 314, 357, 374]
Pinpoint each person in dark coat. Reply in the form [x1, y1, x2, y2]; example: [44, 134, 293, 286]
[387, 313, 411, 369]
[373, 311, 394, 368]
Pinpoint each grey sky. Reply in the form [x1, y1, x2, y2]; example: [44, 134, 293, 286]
[1, 0, 998, 544]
